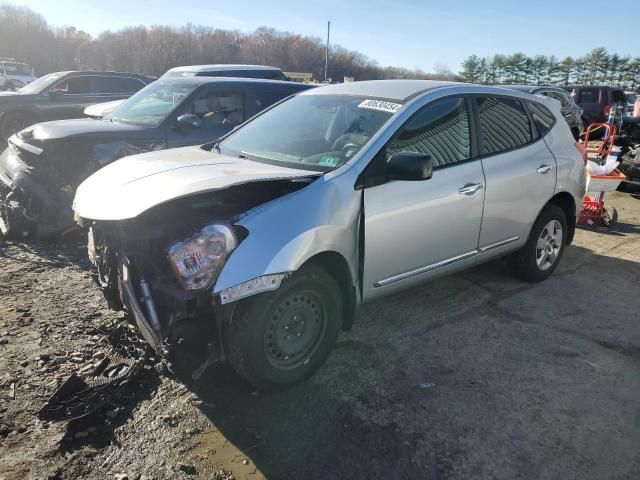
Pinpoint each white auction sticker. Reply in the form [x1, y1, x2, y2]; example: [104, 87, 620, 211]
[358, 99, 403, 114]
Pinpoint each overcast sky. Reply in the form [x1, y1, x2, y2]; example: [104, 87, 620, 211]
[12, 0, 640, 72]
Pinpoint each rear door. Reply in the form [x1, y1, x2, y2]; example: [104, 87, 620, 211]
[474, 95, 556, 259]
[165, 86, 247, 148]
[362, 95, 485, 300]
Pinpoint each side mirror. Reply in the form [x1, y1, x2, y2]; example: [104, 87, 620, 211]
[387, 152, 433, 181]
[176, 113, 202, 128]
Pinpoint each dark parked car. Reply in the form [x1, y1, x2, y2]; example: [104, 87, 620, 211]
[84, 65, 292, 119]
[0, 71, 155, 139]
[568, 85, 626, 125]
[0, 76, 314, 237]
[160, 64, 288, 81]
[502, 85, 584, 140]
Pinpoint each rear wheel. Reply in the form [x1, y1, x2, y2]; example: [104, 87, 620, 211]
[508, 204, 567, 282]
[224, 264, 342, 391]
[1, 111, 35, 139]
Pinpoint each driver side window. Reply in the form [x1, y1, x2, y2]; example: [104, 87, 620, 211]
[363, 96, 471, 187]
[182, 89, 245, 127]
[50, 76, 90, 95]
[386, 96, 471, 168]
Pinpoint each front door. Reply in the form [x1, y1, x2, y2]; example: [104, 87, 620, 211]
[362, 96, 485, 300]
[42, 75, 95, 120]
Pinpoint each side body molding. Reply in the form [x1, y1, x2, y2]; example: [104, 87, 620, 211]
[213, 166, 362, 297]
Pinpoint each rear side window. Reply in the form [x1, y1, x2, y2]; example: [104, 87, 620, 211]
[90, 76, 145, 94]
[577, 88, 600, 104]
[386, 96, 471, 168]
[527, 101, 556, 136]
[476, 96, 533, 155]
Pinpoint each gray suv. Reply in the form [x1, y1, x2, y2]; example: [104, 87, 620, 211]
[73, 80, 586, 390]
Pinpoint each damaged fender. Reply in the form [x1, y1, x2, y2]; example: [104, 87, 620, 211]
[214, 166, 362, 313]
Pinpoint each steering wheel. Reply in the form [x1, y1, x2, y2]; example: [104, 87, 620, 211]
[341, 143, 359, 151]
[331, 133, 367, 151]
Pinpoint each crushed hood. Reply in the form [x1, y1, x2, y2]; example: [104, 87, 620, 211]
[18, 118, 146, 144]
[73, 146, 321, 220]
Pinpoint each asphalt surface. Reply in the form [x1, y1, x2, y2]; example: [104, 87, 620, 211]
[196, 191, 640, 479]
[1, 191, 639, 479]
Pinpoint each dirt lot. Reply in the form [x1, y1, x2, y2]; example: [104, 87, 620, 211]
[1, 192, 639, 480]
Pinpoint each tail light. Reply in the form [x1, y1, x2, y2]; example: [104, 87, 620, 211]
[603, 104, 611, 116]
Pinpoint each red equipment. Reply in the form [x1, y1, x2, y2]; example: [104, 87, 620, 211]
[578, 123, 626, 228]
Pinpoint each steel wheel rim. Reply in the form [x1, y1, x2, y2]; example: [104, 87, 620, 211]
[264, 290, 327, 370]
[536, 220, 562, 271]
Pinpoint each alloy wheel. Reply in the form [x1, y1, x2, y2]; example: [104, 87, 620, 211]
[536, 220, 563, 271]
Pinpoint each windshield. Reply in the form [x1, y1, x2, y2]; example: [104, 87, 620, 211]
[18, 73, 62, 94]
[218, 94, 399, 170]
[3, 63, 32, 76]
[106, 82, 198, 126]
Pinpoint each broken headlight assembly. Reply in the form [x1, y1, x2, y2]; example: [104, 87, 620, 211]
[167, 223, 237, 291]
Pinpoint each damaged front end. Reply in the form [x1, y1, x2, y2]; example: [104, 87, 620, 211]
[0, 132, 97, 237]
[84, 179, 313, 373]
[0, 125, 162, 238]
[0, 135, 72, 237]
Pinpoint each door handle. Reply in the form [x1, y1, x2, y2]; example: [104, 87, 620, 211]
[537, 164, 553, 174]
[458, 183, 483, 195]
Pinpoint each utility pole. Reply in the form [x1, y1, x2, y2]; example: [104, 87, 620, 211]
[324, 21, 330, 83]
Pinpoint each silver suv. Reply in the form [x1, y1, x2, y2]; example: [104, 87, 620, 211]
[0, 58, 36, 90]
[73, 80, 586, 389]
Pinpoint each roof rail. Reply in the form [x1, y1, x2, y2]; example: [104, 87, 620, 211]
[0, 57, 16, 61]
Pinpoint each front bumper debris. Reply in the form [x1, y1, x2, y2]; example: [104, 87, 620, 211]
[37, 325, 148, 423]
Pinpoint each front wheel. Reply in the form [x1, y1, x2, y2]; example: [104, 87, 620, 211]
[224, 264, 343, 391]
[508, 204, 567, 282]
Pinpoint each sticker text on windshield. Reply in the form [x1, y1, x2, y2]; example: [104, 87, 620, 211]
[358, 99, 403, 114]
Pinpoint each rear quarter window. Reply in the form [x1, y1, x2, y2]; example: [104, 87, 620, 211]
[527, 101, 556, 136]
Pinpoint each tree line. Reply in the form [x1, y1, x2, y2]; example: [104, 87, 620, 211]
[460, 49, 640, 89]
[0, 2, 455, 82]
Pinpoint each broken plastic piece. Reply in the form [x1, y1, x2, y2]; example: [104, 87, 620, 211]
[37, 354, 141, 422]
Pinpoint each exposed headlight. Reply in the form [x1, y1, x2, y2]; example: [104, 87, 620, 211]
[167, 223, 237, 291]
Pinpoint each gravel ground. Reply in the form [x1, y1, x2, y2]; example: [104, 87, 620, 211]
[1, 191, 639, 480]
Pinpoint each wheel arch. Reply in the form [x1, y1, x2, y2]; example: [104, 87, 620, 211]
[302, 251, 358, 331]
[547, 191, 577, 244]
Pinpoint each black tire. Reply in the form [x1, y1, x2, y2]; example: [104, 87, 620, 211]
[0, 111, 35, 140]
[508, 204, 567, 282]
[224, 264, 343, 391]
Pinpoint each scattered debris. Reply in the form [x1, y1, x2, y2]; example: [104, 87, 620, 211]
[37, 355, 141, 422]
[179, 463, 197, 475]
